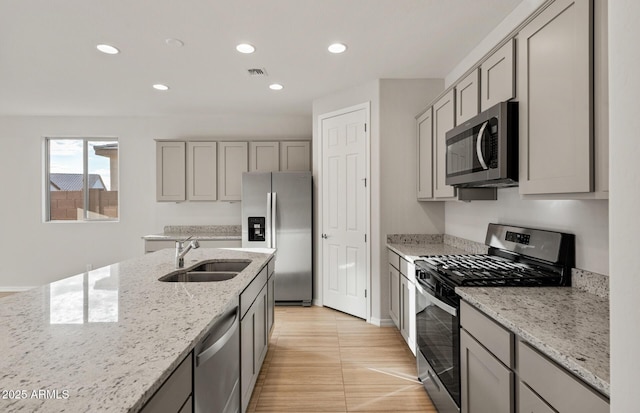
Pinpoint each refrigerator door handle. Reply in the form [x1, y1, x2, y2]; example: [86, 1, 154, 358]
[271, 192, 277, 249]
[266, 192, 272, 248]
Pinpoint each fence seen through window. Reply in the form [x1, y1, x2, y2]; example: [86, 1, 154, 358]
[46, 138, 119, 221]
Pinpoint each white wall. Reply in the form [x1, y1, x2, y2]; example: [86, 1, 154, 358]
[609, 1, 640, 410]
[379, 79, 445, 322]
[312, 79, 445, 324]
[0, 114, 310, 288]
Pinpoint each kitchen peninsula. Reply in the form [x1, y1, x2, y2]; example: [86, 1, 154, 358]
[0, 247, 275, 413]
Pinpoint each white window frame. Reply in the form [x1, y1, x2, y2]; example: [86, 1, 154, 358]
[44, 137, 119, 223]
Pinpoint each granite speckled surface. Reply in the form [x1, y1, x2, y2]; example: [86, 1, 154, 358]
[386, 233, 485, 263]
[456, 286, 610, 397]
[443, 234, 489, 254]
[387, 242, 470, 263]
[143, 225, 242, 241]
[0, 247, 274, 413]
[572, 268, 609, 298]
[386, 233, 443, 244]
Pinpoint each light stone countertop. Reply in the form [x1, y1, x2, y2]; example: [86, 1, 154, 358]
[142, 232, 242, 241]
[0, 247, 275, 413]
[142, 225, 242, 241]
[456, 286, 610, 397]
[386, 242, 472, 263]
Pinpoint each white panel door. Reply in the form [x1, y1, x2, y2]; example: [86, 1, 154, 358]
[321, 107, 368, 319]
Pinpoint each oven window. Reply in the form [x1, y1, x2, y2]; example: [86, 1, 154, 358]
[416, 288, 460, 405]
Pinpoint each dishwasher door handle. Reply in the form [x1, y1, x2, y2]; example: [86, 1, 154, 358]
[196, 306, 239, 367]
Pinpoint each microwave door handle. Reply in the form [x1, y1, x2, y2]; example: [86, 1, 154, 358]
[476, 121, 489, 170]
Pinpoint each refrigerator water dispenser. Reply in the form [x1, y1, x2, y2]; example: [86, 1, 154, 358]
[248, 217, 266, 241]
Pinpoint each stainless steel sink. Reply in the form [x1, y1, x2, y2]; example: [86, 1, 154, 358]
[158, 260, 251, 282]
[189, 261, 250, 273]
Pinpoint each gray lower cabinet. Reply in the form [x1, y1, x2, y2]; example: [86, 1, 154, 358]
[140, 353, 193, 413]
[460, 301, 515, 413]
[460, 329, 514, 413]
[518, 341, 609, 413]
[399, 272, 416, 355]
[240, 261, 272, 413]
[518, 382, 555, 413]
[388, 264, 400, 328]
[387, 249, 415, 354]
[267, 260, 275, 334]
[461, 300, 610, 413]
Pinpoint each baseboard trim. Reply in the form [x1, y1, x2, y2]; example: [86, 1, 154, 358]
[0, 286, 35, 292]
[370, 317, 395, 327]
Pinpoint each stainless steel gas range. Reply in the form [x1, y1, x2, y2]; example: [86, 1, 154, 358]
[413, 223, 575, 413]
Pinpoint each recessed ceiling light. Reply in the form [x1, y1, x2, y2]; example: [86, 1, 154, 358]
[236, 43, 256, 54]
[96, 44, 119, 55]
[328, 43, 347, 54]
[269, 83, 283, 91]
[153, 84, 170, 91]
[165, 38, 184, 47]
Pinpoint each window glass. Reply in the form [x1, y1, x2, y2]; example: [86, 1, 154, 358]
[47, 138, 119, 221]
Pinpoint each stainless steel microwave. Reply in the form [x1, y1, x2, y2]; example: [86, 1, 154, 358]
[445, 101, 518, 187]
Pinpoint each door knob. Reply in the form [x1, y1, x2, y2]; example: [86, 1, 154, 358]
[321, 234, 328, 239]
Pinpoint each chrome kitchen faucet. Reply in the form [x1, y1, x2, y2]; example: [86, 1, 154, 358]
[175, 236, 200, 268]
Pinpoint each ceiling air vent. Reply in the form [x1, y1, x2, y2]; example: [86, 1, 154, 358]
[247, 68, 268, 76]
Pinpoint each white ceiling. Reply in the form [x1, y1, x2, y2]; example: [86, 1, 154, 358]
[0, 0, 522, 117]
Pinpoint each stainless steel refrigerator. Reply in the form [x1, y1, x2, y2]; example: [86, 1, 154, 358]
[241, 171, 312, 306]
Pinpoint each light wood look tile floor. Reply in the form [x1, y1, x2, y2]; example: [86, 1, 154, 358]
[0, 292, 16, 299]
[247, 306, 436, 413]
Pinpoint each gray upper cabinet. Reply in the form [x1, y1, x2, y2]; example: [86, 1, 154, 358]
[218, 142, 248, 201]
[481, 39, 515, 111]
[280, 141, 311, 171]
[517, 0, 593, 195]
[416, 108, 434, 200]
[433, 89, 457, 199]
[156, 141, 186, 202]
[456, 68, 480, 125]
[249, 141, 280, 172]
[187, 141, 217, 201]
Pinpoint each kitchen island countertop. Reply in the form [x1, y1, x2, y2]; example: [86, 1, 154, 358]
[0, 247, 275, 413]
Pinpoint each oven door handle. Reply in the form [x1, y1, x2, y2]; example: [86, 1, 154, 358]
[416, 281, 457, 317]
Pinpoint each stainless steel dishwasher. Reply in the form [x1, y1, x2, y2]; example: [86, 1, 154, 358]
[194, 301, 240, 413]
